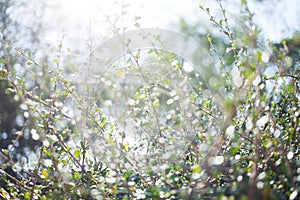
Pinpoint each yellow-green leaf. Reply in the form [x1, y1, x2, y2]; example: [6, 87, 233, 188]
[41, 169, 49, 178]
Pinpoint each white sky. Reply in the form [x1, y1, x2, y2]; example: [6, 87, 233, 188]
[44, 0, 201, 46]
[43, 0, 300, 47]
[248, 0, 300, 41]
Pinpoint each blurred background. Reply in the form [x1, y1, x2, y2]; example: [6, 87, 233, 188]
[1, 0, 300, 195]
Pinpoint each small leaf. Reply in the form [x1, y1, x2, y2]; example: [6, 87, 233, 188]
[219, 20, 223, 26]
[134, 22, 140, 28]
[0, 68, 8, 79]
[1, 188, 9, 198]
[192, 164, 201, 173]
[0, 58, 7, 64]
[207, 34, 212, 42]
[74, 150, 81, 158]
[153, 98, 159, 107]
[123, 143, 129, 149]
[134, 15, 141, 20]
[2, 149, 9, 155]
[53, 59, 59, 64]
[41, 169, 49, 178]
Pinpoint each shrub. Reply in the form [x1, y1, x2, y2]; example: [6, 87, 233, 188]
[0, 0, 299, 199]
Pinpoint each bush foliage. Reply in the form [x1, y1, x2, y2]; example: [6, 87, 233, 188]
[0, 0, 299, 199]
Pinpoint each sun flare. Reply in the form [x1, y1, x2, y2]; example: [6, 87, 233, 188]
[55, 0, 122, 26]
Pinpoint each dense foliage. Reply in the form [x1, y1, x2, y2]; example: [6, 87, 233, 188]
[0, 0, 299, 199]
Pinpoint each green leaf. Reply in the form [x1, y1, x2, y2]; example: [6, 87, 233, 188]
[53, 59, 59, 64]
[153, 98, 159, 107]
[41, 169, 49, 178]
[207, 34, 212, 42]
[5, 88, 15, 94]
[0, 58, 7, 64]
[74, 150, 81, 158]
[0, 68, 8, 79]
[123, 170, 134, 179]
[219, 20, 223, 26]
[2, 149, 9, 155]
